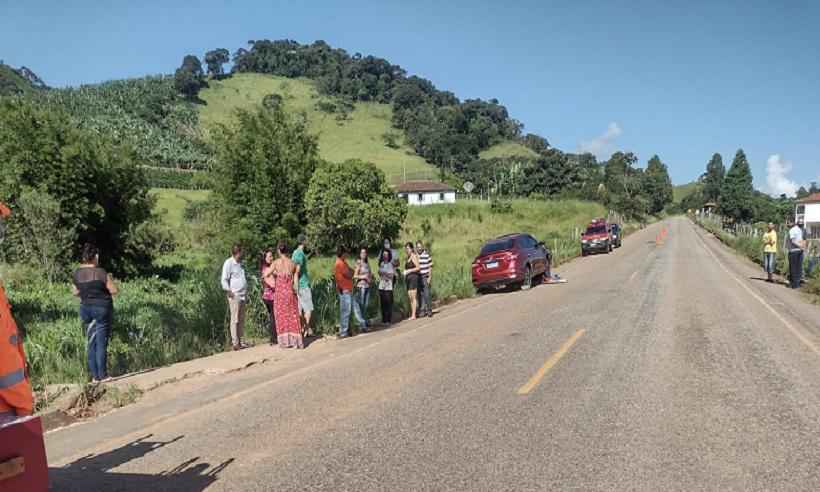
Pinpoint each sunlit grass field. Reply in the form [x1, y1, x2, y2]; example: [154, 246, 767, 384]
[198, 73, 435, 183]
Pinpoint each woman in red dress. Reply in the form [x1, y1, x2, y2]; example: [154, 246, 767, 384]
[272, 241, 304, 349]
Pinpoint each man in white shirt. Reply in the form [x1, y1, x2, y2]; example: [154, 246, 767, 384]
[221, 243, 248, 349]
[787, 220, 806, 289]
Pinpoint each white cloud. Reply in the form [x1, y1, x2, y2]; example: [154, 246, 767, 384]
[765, 154, 801, 197]
[579, 122, 622, 158]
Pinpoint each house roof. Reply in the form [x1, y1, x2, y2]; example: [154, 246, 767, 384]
[395, 180, 455, 193]
[797, 192, 820, 204]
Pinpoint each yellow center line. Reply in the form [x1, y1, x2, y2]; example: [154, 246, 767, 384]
[517, 329, 586, 395]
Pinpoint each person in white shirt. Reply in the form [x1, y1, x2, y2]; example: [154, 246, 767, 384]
[787, 220, 806, 289]
[221, 243, 248, 349]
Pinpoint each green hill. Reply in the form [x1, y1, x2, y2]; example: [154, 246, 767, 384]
[198, 73, 436, 183]
[479, 141, 538, 159]
[673, 181, 700, 203]
[0, 64, 36, 95]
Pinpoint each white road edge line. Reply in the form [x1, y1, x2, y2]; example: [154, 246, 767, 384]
[691, 221, 820, 356]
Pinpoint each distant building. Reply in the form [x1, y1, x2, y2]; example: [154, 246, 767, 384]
[395, 181, 456, 206]
[796, 192, 820, 240]
[702, 202, 718, 215]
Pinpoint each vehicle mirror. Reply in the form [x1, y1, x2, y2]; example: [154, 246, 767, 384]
[537, 241, 545, 247]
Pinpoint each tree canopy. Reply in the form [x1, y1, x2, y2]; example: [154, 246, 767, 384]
[174, 55, 206, 99]
[0, 98, 161, 276]
[304, 160, 407, 253]
[702, 153, 724, 204]
[204, 48, 230, 77]
[719, 149, 755, 222]
[208, 104, 321, 256]
[643, 155, 674, 214]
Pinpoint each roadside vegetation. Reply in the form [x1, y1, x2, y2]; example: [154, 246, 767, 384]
[694, 215, 819, 302]
[0, 40, 678, 397]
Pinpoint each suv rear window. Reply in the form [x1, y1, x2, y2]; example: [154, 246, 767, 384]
[480, 239, 514, 256]
[586, 225, 607, 234]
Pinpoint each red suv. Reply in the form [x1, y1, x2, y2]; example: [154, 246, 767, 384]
[472, 233, 551, 292]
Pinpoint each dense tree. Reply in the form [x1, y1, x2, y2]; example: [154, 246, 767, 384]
[719, 149, 755, 222]
[174, 55, 205, 99]
[204, 48, 230, 77]
[810, 182, 819, 194]
[209, 105, 321, 256]
[702, 153, 725, 203]
[797, 186, 810, 199]
[305, 160, 407, 253]
[521, 133, 550, 154]
[604, 152, 648, 219]
[522, 149, 580, 198]
[0, 99, 161, 276]
[643, 155, 674, 214]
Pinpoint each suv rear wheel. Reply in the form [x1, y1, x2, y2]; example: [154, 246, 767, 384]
[520, 265, 533, 290]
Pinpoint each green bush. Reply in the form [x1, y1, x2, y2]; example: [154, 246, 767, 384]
[305, 159, 407, 253]
[0, 98, 161, 277]
[209, 105, 321, 256]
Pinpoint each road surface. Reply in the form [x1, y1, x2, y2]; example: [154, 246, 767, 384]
[46, 217, 820, 491]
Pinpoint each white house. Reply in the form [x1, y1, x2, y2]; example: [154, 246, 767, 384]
[396, 181, 456, 206]
[796, 192, 820, 240]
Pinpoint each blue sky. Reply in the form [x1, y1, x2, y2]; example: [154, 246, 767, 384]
[2, 0, 818, 191]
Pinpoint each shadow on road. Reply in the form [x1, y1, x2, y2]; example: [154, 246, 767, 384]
[49, 434, 234, 491]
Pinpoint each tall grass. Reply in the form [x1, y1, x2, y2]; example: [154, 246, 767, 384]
[694, 215, 820, 302]
[11, 198, 608, 389]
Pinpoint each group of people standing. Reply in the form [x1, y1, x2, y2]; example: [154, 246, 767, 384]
[64, 235, 435, 383]
[762, 220, 812, 289]
[221, 235, 314, 351]
[220, 237, 434, 349]
[334, 238, 433, 338]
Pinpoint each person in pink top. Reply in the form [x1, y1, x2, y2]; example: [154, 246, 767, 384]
[260, 249, 277, 344]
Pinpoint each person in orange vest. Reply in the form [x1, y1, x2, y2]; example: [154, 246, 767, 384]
[0, 201, 34, 425]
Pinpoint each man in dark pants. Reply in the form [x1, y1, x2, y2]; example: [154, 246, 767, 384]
[787, 220, 806, 289]
[416, 240, 433, 317]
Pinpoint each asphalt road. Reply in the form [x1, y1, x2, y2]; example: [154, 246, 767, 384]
[46, 217, 820, 491]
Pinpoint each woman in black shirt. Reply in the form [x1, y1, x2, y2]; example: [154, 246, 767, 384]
[71, 243, 118, 382]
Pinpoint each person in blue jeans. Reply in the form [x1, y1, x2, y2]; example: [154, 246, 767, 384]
[335, 247, 366, 338]
[353, 248, 372, 330]
[71, 243, 118, 382]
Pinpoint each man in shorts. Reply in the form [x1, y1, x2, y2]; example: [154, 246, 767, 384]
[293, 234, 314, 336]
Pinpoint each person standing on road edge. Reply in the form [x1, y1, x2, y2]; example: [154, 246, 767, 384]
[378, 248, 395, 325]
[335, 247, 367, 337]
[0, 202, 34, 424]
[292, 234, 314, 337]
[72, 243, 118, 382]
[353, 247, 372, 330]
[403, 243, 421, 320]
[416, 240, 433, 317]
[763, 222, 778, 283]
[787, 220, 806, 289]
[221, 243, 248, 350]
[260, 249, 277, 344]
[272, 241, 304, 349]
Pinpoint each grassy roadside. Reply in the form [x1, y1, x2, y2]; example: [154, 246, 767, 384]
[692, 216, 820, 302]
[13, 195, 637, 393]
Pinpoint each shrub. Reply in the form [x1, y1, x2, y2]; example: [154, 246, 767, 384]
[490, 199, 513, 214]
[305, 159, 408, 253]
[209, 105, 321, 256]
[0, 98, 158, 277]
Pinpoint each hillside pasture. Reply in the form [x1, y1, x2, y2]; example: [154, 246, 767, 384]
[198, 73, 436, 183]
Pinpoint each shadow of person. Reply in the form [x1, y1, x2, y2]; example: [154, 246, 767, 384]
[49, 434, 234, 492]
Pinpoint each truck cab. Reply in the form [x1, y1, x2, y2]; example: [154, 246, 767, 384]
[581, 218, 612, 256]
